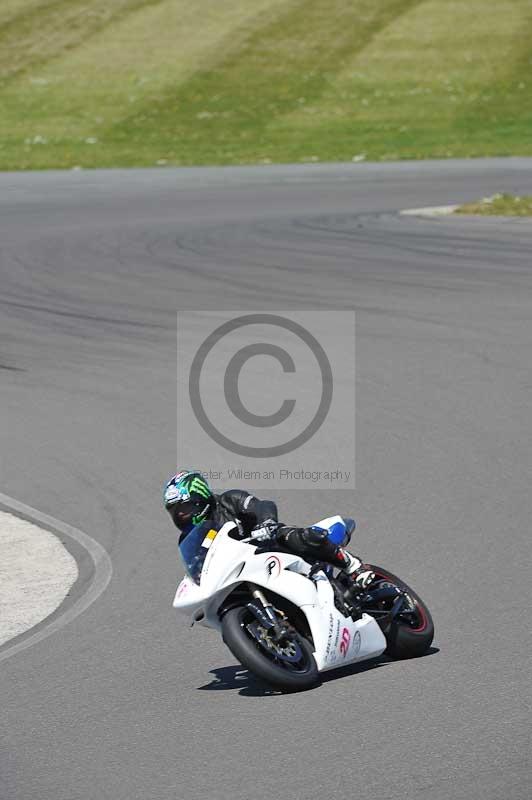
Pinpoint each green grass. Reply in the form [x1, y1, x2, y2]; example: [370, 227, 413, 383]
[1, 0, 532, 169]
[456, 194, 532, 216]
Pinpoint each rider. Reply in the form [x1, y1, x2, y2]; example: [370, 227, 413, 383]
[163, 470, 374, 588]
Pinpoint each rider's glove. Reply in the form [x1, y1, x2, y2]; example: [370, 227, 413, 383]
[250, 519, 279, 542]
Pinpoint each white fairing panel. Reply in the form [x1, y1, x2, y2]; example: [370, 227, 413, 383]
[302, 573, 386, 671]
[173, 521, 387, 672]
[173, 576, 201, 609]
[313, 515, 345, 531]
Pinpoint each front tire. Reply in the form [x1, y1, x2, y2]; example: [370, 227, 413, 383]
[221, 606, 320, 692]
[367, 565, 434, 659]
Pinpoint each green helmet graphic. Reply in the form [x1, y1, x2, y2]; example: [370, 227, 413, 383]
[164, 470, 213, 529]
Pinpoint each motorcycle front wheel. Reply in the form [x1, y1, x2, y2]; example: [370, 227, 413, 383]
[367, 565, 434, 659]
[222, 606, 320, 692]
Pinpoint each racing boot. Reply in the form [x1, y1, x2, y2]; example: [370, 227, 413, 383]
[336, 550, 376, 589]
[336, 551, 376, 613]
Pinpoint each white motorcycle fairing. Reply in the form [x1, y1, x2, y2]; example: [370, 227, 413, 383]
[173, 520, 386, 673]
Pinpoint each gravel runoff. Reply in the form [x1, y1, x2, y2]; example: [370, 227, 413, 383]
[0, 511, 78, 646]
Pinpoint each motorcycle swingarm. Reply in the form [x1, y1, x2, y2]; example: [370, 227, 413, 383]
[362, 585, 408, 628]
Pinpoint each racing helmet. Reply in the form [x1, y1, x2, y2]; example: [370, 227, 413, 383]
[163, 470, 213, 532]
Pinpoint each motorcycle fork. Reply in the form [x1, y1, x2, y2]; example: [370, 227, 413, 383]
[248, 585, 287, 642]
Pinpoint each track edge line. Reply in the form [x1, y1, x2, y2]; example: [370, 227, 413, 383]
[0, 491, 112, 664]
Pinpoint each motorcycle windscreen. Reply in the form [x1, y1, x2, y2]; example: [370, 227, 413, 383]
[178, 520, 219, 585]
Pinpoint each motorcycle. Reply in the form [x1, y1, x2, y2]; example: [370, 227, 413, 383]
[173, 515, 434, 692]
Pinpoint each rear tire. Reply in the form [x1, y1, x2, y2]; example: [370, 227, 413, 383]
[221, 606, 320, 692]
[367, 565, 434, 659]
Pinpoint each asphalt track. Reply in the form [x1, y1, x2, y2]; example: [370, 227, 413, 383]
[1, 159, 531, 800]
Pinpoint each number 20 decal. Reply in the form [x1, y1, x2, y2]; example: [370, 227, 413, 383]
[339, 627, 351, 657]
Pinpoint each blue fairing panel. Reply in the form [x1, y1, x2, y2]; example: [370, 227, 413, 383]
[312, 516, 349, 546]
[326, 520, 348, 545]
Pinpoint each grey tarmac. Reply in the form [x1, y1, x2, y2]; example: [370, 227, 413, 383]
[0, 159, 531, 800]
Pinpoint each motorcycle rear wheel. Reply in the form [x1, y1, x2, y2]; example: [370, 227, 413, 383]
[367, 565, 434, 659]
[222, 606, 319, 692]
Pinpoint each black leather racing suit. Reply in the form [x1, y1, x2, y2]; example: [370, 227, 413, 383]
[180, 489, 348, 569]
[209, 489, 279, 537]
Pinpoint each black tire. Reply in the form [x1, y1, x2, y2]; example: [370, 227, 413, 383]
[367, 565, 434, 659]
[221, 606, 320, 692]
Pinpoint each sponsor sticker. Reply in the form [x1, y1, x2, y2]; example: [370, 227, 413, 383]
[325, 614, 335, 660]
[334, 619, 340, 648]
[201, 528, 218, 549]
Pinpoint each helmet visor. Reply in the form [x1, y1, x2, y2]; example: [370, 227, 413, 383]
[170, 497, 210, 527]
[172, 499, 198, 522]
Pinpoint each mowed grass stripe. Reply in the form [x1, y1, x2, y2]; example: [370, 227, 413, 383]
[454, 2, 532, 155]
[276, 0, 532, 160]
[1, 0, 532, 169]
[0, 0, 47, 28]
[0, 0, 285, 166]
[111, 0, 424, 163]
[0, 0, 163, 82]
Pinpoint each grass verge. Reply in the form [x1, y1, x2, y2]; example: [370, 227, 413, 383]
[455, 194, 532, 216]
